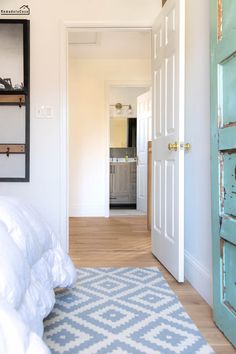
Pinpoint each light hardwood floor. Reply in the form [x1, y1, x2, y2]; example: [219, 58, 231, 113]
[69, 216, 236, 354]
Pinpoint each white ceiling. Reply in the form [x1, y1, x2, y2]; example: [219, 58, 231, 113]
[68, 30, 151, 59]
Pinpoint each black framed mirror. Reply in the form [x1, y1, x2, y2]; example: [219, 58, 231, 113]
[0, 20, 30, 182]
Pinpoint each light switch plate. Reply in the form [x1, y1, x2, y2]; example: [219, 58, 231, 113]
[36, 105, 54, 119]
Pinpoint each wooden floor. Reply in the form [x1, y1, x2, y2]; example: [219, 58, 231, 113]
[69, 216, 236, 354]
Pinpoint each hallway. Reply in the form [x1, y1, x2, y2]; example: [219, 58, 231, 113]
[69, 216, 235, 354]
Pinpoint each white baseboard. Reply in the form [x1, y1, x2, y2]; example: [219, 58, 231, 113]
[185, 250, 213, 306]
[69, 204, 106, 217]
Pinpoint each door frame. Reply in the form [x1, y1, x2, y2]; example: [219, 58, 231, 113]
[60, 22, 152, 250]
[105, 80, 151, 217]
[136, 88, 152, 214]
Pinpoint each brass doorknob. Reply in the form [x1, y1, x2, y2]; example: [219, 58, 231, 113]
[168, 142, 178, 152]
[180, 142, 191, 152]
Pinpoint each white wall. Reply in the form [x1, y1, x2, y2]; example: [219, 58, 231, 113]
[185, 0, 212, 305]
[110, 87, 148, 117]
[69, 58, 151, 216]
[0, 0, 160, 249]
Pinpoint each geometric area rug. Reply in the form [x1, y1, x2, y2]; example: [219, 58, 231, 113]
[44, 268, 215, 354]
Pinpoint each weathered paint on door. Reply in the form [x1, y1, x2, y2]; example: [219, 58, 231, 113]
[211, 0, 236, 346]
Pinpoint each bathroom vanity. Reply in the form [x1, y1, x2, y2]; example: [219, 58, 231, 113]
[110, 160, 136, 207]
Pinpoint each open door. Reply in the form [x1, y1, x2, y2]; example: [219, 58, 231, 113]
[152, 0, 185, 282]
[137, 90, 152, 213]
[211, 0, 236, 346]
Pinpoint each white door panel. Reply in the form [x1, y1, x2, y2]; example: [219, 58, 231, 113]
[137, 89, 152, 213]
[152, 0, 185, 282]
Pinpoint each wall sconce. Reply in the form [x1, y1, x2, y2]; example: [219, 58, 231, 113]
[110, 103, 133, 116]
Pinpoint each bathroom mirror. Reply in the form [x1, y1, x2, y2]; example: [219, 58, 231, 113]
[110, 117, 127, 148]
[110, 117, 136, 148]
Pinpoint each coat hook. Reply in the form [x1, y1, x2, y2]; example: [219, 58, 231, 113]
[19, 97, 22, 108]
[6, 147, 10, 157]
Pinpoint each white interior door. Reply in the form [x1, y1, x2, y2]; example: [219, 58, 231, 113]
[137, 90, 152, 213]
[152, 0, 185, 282]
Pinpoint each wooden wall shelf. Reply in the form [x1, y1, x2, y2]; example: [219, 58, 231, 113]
[0, 95, 25, 106]
[0, 144, 25, 155]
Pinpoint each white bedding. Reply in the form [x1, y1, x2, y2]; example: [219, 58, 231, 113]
[0, 299, 50, 354]
[0, 197, 76, 354]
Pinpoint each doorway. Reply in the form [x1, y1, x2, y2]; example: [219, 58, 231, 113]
[67, 29, 152, 223]
[108, 85, 151, 217]
[64, 5, 187, 285]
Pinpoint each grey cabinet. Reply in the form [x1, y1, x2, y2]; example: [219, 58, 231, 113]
[110, 162, 136, 205]
[129, 162, 137, 204]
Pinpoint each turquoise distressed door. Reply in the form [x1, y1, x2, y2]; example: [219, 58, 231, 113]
[211, 0, 236, 346]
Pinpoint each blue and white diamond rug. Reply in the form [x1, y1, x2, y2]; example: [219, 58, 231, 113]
[44, 268, 215, 354]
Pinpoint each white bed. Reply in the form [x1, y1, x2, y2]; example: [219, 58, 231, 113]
[0, 197, 76, 354]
